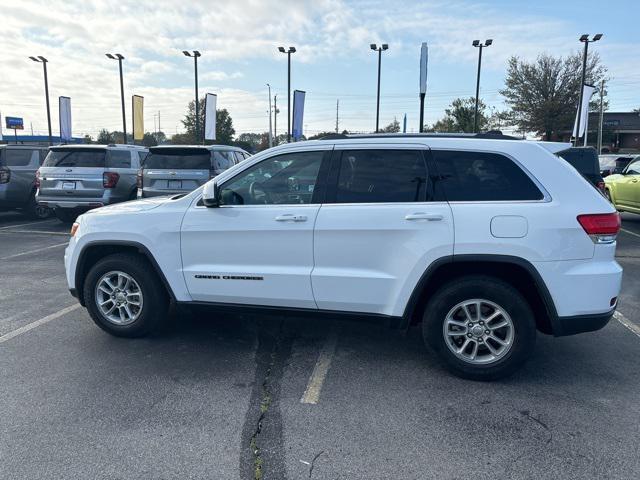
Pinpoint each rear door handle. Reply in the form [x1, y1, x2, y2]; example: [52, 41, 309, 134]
[405, 212, 443, 221]
[275, 214, 307, 222]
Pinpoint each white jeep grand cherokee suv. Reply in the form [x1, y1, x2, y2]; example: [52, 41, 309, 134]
[65, 134, 622, 380]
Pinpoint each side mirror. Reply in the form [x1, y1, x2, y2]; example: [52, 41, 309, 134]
[202, 181, 219, 207]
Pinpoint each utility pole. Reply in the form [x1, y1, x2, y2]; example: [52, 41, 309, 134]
[267, 83, 273, 148]
[273, 94, 278, 145]
[336, 99, 339, 133]
[597, 79, 605, 153]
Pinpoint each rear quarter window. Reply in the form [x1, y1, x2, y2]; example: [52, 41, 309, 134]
[212, 151, 235, 170]
[106, 150, 132, 168]
[432, 150, 543, 202]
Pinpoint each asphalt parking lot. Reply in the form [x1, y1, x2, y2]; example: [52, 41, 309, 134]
[1, 212, 639, 480]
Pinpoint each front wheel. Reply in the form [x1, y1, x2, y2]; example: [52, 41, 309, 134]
[83, 253, 169, 337]
[422, 276, 536, 381]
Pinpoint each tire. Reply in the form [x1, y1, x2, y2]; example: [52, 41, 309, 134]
[422, 275, 536, 381]
[54, 208, 77, 224]
[25, 192, 51, 219]
[83, 253, 169, 337]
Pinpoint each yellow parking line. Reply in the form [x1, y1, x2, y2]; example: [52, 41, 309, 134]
[300, 329, 339, 405]
[0, 304, 81, 344]
[614, 311, 640, 339]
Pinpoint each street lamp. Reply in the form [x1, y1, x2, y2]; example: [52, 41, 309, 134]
[574, 34, 603, 146]
[28, 56, 52, 146]
[183, 50, 202, 144]
[370, 43, 389, 133]
[472, 39, 492, 133]
[105, 53, 127, 143]
[277, 46, 296, 142]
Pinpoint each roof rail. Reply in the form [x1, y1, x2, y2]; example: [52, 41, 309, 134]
[316, 131, 520, 141]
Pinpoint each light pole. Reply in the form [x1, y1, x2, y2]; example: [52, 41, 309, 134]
[105, 53, 127, 143]
[274, 94, 278, 145]
[183, 51, 202, 144]
[29, 56, 52, 145]
[574, 34, 603, 146]
[277, 46, 296, 142]
[266, 83, 273, 148]
[370, 43, 388, 133]
[472, 39, 492, 133]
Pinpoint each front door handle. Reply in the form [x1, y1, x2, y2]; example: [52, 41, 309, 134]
[405, 212, 444, 221]
[275, 214, 307, 222]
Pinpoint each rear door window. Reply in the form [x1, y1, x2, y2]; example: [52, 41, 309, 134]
[213, 151, 235, 170]
[431, 150, 543, 201]
[2, 149, 34, 166]
[144, 149, 211, 170]
[43, 149, 106, 168]
[234, 151, 245, 163]
[331, 149, 429, 203]
[107, 150, 132, 168]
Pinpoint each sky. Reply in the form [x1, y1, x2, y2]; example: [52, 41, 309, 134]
[1, 0, 639, 140]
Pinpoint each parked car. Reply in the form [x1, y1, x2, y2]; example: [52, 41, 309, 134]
[599, 154, 634, 177]
[0, 144, 50, 219]
[65, 133, 621, 380]
[138, 145, 250, 198]
[37, 144, 147, 223]
[604, 156, 640, 214]
[557, 147, 605, 194]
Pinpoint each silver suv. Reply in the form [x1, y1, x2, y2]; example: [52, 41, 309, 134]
[138, 145, 250, 198]
[37, 144, 147, 223]
[0, 145, 50, 219]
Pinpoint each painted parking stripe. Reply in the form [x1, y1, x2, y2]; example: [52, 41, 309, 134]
[300, 328, 339, 405]
[0, 304, 81, 344]
[620, 228, 640, 239]
[0, 242, 68, 261]
[0, 230, 70, 236]
[614, 311, 640, 339]
[0, 219, 57, 230]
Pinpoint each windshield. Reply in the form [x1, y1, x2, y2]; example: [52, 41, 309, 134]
[144, 149, 210, 170]
[43, 149, 106, 168]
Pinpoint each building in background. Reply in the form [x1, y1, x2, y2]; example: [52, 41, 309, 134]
[0, 135, 85, 146]
[560, 112, 640, 153]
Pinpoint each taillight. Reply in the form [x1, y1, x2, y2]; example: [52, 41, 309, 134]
[136, 169, 143, 189]
[35, 169, 40, 189]
[596, 181, 605, 193]
[103, 172, 120, 188]
[0, 167, 10, 184]
[577, 213, 620, 243]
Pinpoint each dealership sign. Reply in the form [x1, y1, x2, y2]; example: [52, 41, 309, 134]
[5, 116, 24, 130]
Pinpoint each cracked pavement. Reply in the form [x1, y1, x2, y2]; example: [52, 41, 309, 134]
[1, 211, 640, 479]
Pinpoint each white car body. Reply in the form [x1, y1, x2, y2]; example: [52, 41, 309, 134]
[65, 135, 622, 338]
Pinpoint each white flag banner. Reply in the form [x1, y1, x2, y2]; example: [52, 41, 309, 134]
[204, 93, 217, 141]
[572, 84, 596, 138]
[292, 90, 305, 141]
[419, 42, 428, 95]
[59, 96, 72, 141]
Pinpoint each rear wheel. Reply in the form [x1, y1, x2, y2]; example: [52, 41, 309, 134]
[83, 253, 168, 337]
[54, 208, 77, 224]
[25, 192, 51, 219]
[422, 275, 536, 381]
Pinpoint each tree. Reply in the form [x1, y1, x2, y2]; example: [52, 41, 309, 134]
[381, 118, 401, 133]
[82, 134, 93, 144]
[181, 97, 236, 145]
[426, 97, 488, 133]
[500, 52, 607, 140]
[97, 129, 114, 144]
[142, 132, 157, 147]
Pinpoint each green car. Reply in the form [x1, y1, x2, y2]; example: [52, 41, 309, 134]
[604, 156, 640, 214]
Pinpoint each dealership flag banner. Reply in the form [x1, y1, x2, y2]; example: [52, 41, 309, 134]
[132, 95, 144, 141]
[572, 84, 596, 139]
[204, 93, 217, 141]
[292, 90, 306, 141]
[59, 96, 72, 141]
[419, 42, 428, 95]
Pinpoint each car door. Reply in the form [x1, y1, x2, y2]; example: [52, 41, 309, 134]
[311, 145, 454, 317]
[2, 148, 38, 205]
[618, 159, 640, 209]
[181, 146, 332, 307]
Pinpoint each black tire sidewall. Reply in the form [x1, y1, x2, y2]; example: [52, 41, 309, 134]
[423, 276, 536, 381]
[83, 254, 167, 337]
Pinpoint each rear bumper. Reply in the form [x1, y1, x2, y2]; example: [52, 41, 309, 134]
[554, 309, 614, 336]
